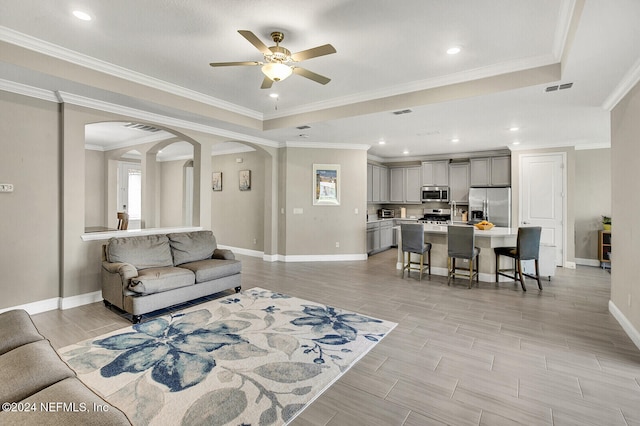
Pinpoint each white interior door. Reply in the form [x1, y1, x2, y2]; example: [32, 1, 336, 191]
[118, 162, 142, 229]
[519, 153, 565, 266]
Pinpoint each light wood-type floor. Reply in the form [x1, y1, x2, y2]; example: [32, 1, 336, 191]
[33, 250, 640, 425]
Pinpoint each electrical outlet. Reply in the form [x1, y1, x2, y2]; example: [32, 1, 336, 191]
[253, 238, 257, 245]
[335, 242, 340, 248]
[0, 184, 14, 192]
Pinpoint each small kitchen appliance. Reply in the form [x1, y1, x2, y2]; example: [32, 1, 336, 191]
[378, 208, 395, 218]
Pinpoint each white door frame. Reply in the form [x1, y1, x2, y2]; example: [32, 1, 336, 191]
[518, 152, 568, 268]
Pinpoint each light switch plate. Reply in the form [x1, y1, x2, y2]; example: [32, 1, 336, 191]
[0, 184, 14, 192]
[293, 208, 303, 215]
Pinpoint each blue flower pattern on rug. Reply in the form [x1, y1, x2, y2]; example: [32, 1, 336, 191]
[60, 288, 396, 426]
[95, 310, 249, 392]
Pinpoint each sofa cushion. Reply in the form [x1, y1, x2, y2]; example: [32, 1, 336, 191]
[0, 310, 44, 355]
[106, 235, 173, 270]
[129, 267, 195, 295]
[0, 377, 131, 425]
[0, 339, 75, 404]
[167, 230, 217, 266]
[179, 259, 242, 283]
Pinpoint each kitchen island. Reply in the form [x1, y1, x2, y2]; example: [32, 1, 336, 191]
[395, 224, 520, 282]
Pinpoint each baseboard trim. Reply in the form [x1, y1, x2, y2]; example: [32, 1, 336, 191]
[564, 261, 577, 269]
[575, 258, 601, 267]
[282, 254, 367, 262]
[217, 245, 264, 259]
[609, 300, 640, 351]
[59, 291, 103, 310]
[0, 297, 59, 315]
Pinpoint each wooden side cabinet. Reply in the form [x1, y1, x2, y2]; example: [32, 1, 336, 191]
[598, 230, 611, 269]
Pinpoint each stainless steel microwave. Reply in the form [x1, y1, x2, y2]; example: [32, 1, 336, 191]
[421, 186, 449, 203]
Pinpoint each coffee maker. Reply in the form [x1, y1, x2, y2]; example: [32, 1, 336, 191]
[470, 210, 485, 223]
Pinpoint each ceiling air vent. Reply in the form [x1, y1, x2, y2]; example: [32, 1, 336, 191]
[296, 125, 311, 130]
[124, 123, 162, 132]
[392, 109, 413, 115]
[545, 82, 573, 92]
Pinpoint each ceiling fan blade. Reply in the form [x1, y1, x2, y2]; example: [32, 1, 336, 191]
[260, 76, 274, 89]
[291, 44, 336, 62]
[238, 30, 272, 55]
[209, 61, 261, 67]
[292, 67, 331, 85]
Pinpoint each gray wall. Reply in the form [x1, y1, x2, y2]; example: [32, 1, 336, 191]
[160, 159, 188, 228]
[283, 147, 367, 256]
[211, 150, 266, 252]
[575, 148, 611, 261]
[85, 149, 106, 228]
[0, 92, 60, 307]
[611, 79, 640, 332]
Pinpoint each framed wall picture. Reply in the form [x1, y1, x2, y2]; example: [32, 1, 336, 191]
[313, 164, 340, 205]
[212, 172, 222, 191]
[239, 170, 251, 191]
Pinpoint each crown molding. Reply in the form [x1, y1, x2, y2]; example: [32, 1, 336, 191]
[56, 91, 281, 148]
[602, 56, 640, 111]
[553, 0, 578, 60]
[285, 141, 370, 150]
[0, 26, 262, 120]
[0, 78, 58, 102]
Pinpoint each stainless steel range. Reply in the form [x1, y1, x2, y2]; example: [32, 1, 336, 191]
[419, 208, 451, 224]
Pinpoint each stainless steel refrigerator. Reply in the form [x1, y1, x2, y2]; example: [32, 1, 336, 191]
[468, 187, 512, 227]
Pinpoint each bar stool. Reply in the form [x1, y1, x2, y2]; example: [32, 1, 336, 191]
[117, 212, 129, 230]
[401, 223, 432, 281]
[494, 226, 542, 291]
[447, 225, 480, 288]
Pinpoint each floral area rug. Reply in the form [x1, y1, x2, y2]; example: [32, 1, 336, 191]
[59, 287, 397, 425]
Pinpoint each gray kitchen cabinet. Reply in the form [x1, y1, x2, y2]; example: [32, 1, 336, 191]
[367, 222, 380, 254]
[390, 166, 421, 203]
[367, 164, 374, 202]
[470, 156, 511, 186]
[405, 166, 422, 203]
[421, 160, 449, 186]
[470, 158, 490, 186]
[379, 221, 393, 248]
[389, 168, 405, 203]
[490, 156, 511, 186]
[368, 163, 389, 203]
[449, 162, 470, 203]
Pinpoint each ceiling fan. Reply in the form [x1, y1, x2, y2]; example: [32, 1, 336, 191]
[209, 30, 336, 89]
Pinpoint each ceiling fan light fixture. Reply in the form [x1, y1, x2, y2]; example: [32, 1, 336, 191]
[261, 63, 293, 82]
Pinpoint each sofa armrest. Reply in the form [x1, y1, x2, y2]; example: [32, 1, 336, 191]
[213, 248, 235, 260]
[102, 262, 138, 310]
[102, 261, 138, 280]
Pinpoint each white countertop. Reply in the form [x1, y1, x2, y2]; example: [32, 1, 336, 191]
[394, 224, 518, 237]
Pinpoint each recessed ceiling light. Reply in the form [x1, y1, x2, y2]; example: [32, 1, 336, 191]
[512, 141, 521, 145]
[72, 10, 92, 21]
[451, 138, 460, 143]
[269, 93, 279, 98]
[509, 126, 520, 132]
[378, 140, 386, 145]
[447, 46, 461, 55]
[403, 150, 410, 155]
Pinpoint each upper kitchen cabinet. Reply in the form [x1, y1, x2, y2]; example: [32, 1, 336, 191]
[390, 166, 422, 203]
[367, 163, 389, 203]
[421, 161, 449, 186]
[449, 162, 470, 203]
[470, 156, 511, 186]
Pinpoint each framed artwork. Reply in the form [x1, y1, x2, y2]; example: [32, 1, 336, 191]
[313, 164, 340, 205]
[239, 170, 251, 191]
[212, 172, 222, 191]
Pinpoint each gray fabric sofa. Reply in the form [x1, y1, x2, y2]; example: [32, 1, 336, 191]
[0, 309, 130, 425]
[102, 230, 241, 323]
